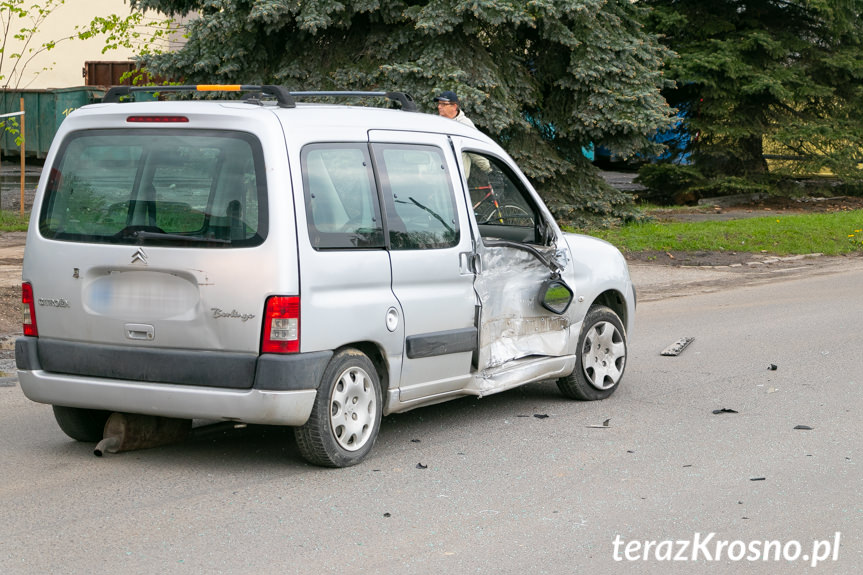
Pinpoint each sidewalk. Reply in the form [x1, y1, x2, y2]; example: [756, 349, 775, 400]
[628, 253, 863, 301]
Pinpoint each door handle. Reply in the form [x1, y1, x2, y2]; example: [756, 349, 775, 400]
[459, 252, 482, 274]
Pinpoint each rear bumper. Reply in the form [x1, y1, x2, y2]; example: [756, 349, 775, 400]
[15, 336, 331, 425]
[17, 369, 316, 425]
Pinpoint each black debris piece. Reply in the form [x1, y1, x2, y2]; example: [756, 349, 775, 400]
[750, 477, 766, 481]
[534, 414, 549, 419]
[768, 364, 778, 371]
[383, 512, 392, 518]
[683, 464, 693, 468]
[416, 463, 428, 470]
[627, 450, 635, 454]
[411, 439, 421, 443]
[793, 425, 814, 430]
[712, 408, 739, 415]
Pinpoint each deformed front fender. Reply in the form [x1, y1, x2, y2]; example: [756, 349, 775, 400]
[560, 232, 636, 339]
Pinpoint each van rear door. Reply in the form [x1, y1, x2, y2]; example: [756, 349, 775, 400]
[24, 110, 293, 388]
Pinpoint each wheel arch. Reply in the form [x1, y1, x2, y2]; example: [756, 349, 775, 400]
[590, 289, 630, 333]
[337, 341, 390, 392]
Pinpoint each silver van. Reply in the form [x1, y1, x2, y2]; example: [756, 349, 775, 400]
[17, 86, 635, 467]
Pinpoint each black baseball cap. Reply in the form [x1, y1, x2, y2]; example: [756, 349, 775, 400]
[433, 90, 459, 104]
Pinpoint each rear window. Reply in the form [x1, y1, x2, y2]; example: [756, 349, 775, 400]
[39, 129, 267, 247]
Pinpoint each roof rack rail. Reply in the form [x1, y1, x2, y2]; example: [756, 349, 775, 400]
[289, 91, 417, 112]
[102, 85, 297, 108]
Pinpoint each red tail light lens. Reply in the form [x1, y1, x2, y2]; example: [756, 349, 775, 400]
[22, 282, 38, 337]
[262, 296, 299, 353]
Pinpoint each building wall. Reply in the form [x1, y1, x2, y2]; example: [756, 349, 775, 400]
[2, 0, 177, 90]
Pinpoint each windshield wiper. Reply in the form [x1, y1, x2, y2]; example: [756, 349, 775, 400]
[114, 226, 231, 244]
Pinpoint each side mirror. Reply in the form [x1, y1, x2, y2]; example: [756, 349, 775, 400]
[539, 278, 574, 315]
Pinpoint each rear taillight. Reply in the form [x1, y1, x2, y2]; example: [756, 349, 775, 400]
[22, 282, 38, 337]
[262, 296, 299, 353]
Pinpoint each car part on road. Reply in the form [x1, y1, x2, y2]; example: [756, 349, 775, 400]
[660, 337, 695, 356]
[93, 412, 192, 456]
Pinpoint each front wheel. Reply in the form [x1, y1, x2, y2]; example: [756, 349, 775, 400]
[295, 348, 382, 467]
[557, 305, 627, 401]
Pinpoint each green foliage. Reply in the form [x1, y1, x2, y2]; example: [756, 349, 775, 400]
[643, 0, 863, 184]
[591, 210, 863, 256]
[636, 163, 705, 204]
[688, 176, 775, 200]
[0, 208, 28, 231]
[132, 0, 677, 224]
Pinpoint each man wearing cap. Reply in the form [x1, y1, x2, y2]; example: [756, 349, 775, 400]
[434, 90, 476, 128]
[433, 90, 490, 179]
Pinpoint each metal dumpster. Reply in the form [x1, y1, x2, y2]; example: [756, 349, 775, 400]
[0, 87, 105, 159]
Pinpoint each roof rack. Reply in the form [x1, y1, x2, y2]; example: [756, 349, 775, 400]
[102, 86, 418, 112]
[103, 85, 297, 108]
[289, 91, 417, 112]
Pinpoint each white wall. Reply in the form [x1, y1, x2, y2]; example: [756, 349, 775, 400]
[2, 0, 174, 90]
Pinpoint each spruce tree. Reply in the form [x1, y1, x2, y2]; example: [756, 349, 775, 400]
[644, 0, 863, 185]
[132, 0, 674, 225]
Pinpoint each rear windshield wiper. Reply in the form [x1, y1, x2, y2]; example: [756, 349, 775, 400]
[114, 226, 231, 244]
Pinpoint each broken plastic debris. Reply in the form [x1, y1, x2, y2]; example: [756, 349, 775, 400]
[750, 477, 766, 481]
[410, 439, 421, 443]
[793, 425, 814, 430]
[661, 337, 695, 356]
[534, 414, 549, 419]
[712, 408, 738, 415]
[383, 512, 392, 518]
[416, 463, 428, 470]
[768, 364, 778, 371]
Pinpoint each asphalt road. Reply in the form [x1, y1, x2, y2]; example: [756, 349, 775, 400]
[1, 260, 861, 574]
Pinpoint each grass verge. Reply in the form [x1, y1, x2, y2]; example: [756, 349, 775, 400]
[0, 211, 29, 232]
[583, 210, 863, 256]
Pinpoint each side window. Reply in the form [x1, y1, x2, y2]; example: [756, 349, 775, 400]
[302, 144, 384, 249]
[374, 144, 459, 250]
[466, 153, 542, 244]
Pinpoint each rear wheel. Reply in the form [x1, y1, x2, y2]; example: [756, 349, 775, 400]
[52, 405, 111, 442]
[295, 348, 382, 467]
[557, 305, 627, 401]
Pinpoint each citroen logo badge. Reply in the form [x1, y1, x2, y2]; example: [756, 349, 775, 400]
[131, 248, 149, 265]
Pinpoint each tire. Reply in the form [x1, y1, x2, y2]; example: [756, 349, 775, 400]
[52, 405, 111, 442]
[557, 305, 627, 401]
[295, 348, 382, 467]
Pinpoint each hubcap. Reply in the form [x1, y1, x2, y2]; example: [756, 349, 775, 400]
[581, 321, 626, 390]
[329, 366, 376, 451]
